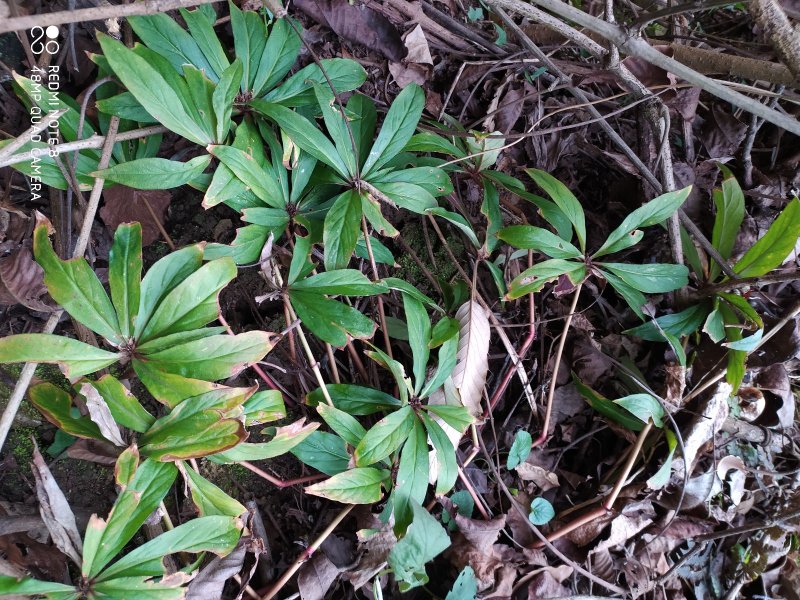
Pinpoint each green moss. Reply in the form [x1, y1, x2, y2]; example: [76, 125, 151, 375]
[6, 426, 40, 472]
[395, 221, 466, 295]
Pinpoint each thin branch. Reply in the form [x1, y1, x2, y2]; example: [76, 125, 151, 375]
[0, 108, 67, 161]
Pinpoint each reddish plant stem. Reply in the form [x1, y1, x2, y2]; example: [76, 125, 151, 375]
[240, 461, 325, 489]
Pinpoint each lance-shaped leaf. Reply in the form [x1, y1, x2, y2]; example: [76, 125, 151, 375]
[593, 186, 691, 258]
[92, 155, 211, 190]
[0, 334, 121, 380]
[305, 467, 388, 504]
[313, 83, 357, 176]
[393, 417, 429, 534]
[140, 387, 253, 461]
[243, 390, 286, 426]
[573, 375, 645, 432]
[91, 575, 189, 598]
[252, 17, 302, 96]
[402, 293, 431, 395]
[212, 59, 243, 143]
[179, 6, 230, 79]
[498, 225, 582, 259]
[290, 290, 376, 347]
[733, 197, 800, 278]
[598, 268, 647, 318]
[137, 331, 275, 381]
[317, 403, 367, 447]
[108, 223, 142, 339]
[507, 258, 585, 299]
[0, 577, 75, 596]
[525, 169, 586, 252]
[82, 459, 178, 578]
[131, 360, 220, 408]
[624, 303, 709, 342]
[291, 431, 350, 475]
[306, 384, 402, 415]
[418, 333, 458, 399]
[598, 262, 688, 294]
[372, 182, 437, 214]
[208, 418, 318, 463]
[84, 375, 155, 433]
[29, 383, 104, 440]
[208, 144, 284, 209]
[98, 515, 242, 581]
[420, 412, 457, 495]
[128, 13, 217, 78]
[134, 243, 204, 339]
[710, 169, 744, 280]
[448, 301, 489, 416]
[138, 257, 237, 343]
[371, 167, 454, 198]
[426, 207, 480, 249]
[33, 216, 121, 344]
[81, 383, 127, 447]
[260, 58, 366, 107]
[362, 84, 424, 176]
[183, 467, 246, 517]
[355, 405, 415, 466]
[290, 269, 388, 296]
[32, 445, 83, 566]
[98, 33, 212, 145]
[323, 190, 362, 271]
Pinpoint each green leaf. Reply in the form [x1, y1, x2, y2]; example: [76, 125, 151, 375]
[363, 84, 424, 176]
[0, 334, 120, 380]
[430, 316, 459, 348]
[614, 394, 665, 427]
[347, 94, 377, 168]
[260, 58, 367, 106]
[98, 515, 241, 581]
[733, 198, 800, 278]
[33, 221, 121, 344]
[92, 155, 210, 189]
[251, 17, 302, 96]
[446, 566, 478, 600]
[710, 169, 744, 279]
[403, 294, 431, 395]
[306, 384, 402, 415]
[481, 180, 502, 254]
[84, 375, 155, 433]
[703, 307, 726, 343]
[210, 418, 318, 463]
[291, 430, 350, 475]
[419, 333, 458, 398]
[109, 223, 142, 339]
[383, 278, 441, 312]
[507, 259, 585, 299]
[179, 7, 230, 80]
[420, 412, 457, 495]
[98, 33, 212, 145]
[317, 403, 367, 447]
[0, 576, 75, 596]
[136, 327, 226, 355]
[465, 131, 504, 171]
[528, 497, 555, 526]
[137, 331, 275, 381]
[525, 168, 586, 252]
[128, 13, 216, 79]
[372, 181, 437, 214]
[184, 467, 247, 517]
[139, 257, 237, 343]
[355, 405, 415, 467]
[243, 390, 286, 426]
[140, 387, 251, 461]
[387, 501, 450, 591]
[313, 83, 357, 176]
[323, 190, 362, 271]
[251, 100, 350, 178]
[393, 417, 429, 533]
[507, 429, 532, 469]
[306, 467, 388, 503]
[646, 429, 677, 490]
[573, 375, 645, 432]
[82, 459, 178, 578]
[425, 405, 473, 434]
[498, 225, 582, 259]
[426, 207, 481, 249]
[208, 145, 284, 209]
[291, 269, 387, 296]
[371, 166, 453, 198]
[356, 234, 396, 266]
[229, 2, 267, 93]
[599, 262, 688, 294]
[89, 577, 184, 598]
[290, 289, 375, 347]
[599, 268, 648, 318]
[134, 244, 204, 339]
[212, 59, 244, 142]
[367, 347, 413, 405]
[718, 292, 762, 328]
[722, 328, 763, 352]
[593, 187, 691, 258]
[624, 303, 709, 342]
[130, 362, 218, 408]
[29, 383, 104, 440]
[404, 131, 464, 157]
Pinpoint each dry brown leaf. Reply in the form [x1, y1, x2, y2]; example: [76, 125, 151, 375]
[298, 552, 341, 600]
[451, 301, 490, 418]
[99, 185, 170, 246]
[0, 245, 51, 312]
[403, 24, 432, 65]
[66, 438, 120, 465]
[31, 445, 83, 566]
[589, 500, 655, 555]
[343, 519, 396, 590]
[673, 382, 731, 478]
[525, 565, 573, 599]
[293, 0, 405, 61]
[80, 383, 126, 447]
[185, 537, 247, 600]
[515, 463, 560, 491]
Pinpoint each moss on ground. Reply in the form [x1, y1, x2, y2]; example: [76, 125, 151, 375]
[395, 221, 466, 296]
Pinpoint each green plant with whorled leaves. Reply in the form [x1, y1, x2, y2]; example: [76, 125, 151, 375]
[0, 219, 274, 405]
[626, 168, 800, 388]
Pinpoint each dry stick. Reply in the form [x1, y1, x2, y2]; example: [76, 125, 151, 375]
[0, 0, 231, 34]
[490, 0, 800, 135]
[260, 505, 354, 600]
[533, 282, 582, 448]
[0, 125, 168, 168]
[0, 108, 67, 161]
[489, 4, 737, 280]
[693, 268, 800, 297]
[0, 116, 120, 453]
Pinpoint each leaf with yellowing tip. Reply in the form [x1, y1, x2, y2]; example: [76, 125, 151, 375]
[305, 467, 389, 504]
